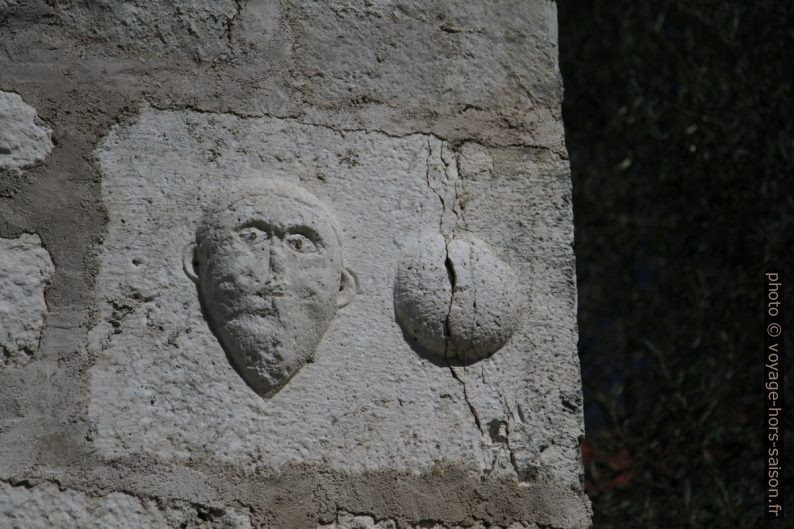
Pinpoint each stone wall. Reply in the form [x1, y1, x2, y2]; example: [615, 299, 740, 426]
[0, 2, 589, 528]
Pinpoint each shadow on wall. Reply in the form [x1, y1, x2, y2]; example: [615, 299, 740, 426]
[557, 1, 794, 528]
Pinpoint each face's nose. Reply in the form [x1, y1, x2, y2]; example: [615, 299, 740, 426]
[241, 238, 279, 289]
[267, 240, 287, 284]
[238, 235, 288, 291]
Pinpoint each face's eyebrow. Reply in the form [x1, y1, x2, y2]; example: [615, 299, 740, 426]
[221, 199, 337, 242]
[285, 224, 324, 244]
[235, 218, 276, 234]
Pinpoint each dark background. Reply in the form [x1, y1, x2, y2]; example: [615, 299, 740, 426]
[557, 1, 793, 527]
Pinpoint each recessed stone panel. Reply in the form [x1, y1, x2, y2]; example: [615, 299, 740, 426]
[88, 105, 581, 489]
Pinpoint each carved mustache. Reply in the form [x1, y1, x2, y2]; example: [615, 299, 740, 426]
[212, 278, 287, 298]
[257, 282, 287, 298]
[213, 284, 289, 320]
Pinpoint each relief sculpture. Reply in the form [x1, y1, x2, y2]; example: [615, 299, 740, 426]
[394, 231, 523, 364]
[184, 182, 356, 398]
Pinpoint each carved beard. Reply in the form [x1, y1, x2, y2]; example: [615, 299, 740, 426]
[204, 291, 333, 398]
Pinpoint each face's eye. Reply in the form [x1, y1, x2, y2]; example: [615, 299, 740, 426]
[285, 233, 318, 254]
[237, 226, 269, 246]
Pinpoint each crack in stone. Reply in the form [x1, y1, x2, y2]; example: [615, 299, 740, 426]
[499, 392, 522, 479]
[469, 366, 525, 481]
[424, 137, 446, 233]
[2, 478, 41, 489]
[440, 143, 463, 232]
[448, 366, 483, 436]
[224, 0, 245, 48]
[146, 101, 566, 157]
[442, 240, 456, 357]
[422, 141, 493, 451]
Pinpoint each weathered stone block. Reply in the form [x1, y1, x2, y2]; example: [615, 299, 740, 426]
[0, 1, 588, 527]
[0, 91, 53, 171]
[293, 0, 564, 148]
[56, 0, 240, 60]
[0, 481, 251, 529]
[88, 106, 582, 494]
[295, 0, 559, 106]
[0, 233, 53, 365]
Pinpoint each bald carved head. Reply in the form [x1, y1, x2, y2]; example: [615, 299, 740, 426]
[185, 183, 355, 398]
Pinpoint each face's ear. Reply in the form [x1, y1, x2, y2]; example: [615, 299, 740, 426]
[182, 242, 200, 284]
[337, 267, 358, 308]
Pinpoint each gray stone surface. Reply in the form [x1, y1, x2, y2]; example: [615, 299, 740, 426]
[87, 107, 581, 491]
[57, 0, 240, 61]
[89, 108, 479, 472]
[294, 0, 564, 148]
[0, 233, 53, 365]
[0, 481, 251, 529]
[317, 511, 532, 529]
[0, 1, 588, 527]
[0, 91, 53, 170]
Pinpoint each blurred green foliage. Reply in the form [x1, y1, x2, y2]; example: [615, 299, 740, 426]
[557, 1, 793, 527]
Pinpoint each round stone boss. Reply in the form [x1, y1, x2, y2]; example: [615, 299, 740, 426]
[393, 231, 523, 363]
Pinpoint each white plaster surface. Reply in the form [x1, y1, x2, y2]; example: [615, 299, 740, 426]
[0, 481, 251, 529]
[88, 106, 581, 485]
[0, 233, 54, 365]
[0, 91, 53, 170]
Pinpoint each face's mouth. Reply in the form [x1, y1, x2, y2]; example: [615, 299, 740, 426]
[257, 284, 287, 298]
[225, 304, 278, 320]
[220, 291, 284, 320]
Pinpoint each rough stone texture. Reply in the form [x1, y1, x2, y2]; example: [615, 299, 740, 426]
[0, 1, 588, 528]
[293, 0, 565, 148]
[317, 511, 532, 529]
[89, 108, 478, 473]
[0, 91, 53, 170]
[0, 481, 251, 529]
[86, 107, 581, 493]
[0, 233, 54, 365]
[56, 1, 240, 61]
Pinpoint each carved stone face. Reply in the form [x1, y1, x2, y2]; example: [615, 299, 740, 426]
[186, 184, 354, 397]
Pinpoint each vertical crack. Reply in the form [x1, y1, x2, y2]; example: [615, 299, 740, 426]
[427, 138, 464, 237]
[425, 137, 446, 233]
[499, 393, 521, 479]
[225, 0, 245, 48]
[443, 241, 456, 356]
[441, 142, 465, 229]
[444, 253, 457, 290]
[449, 365, 483, 435]
[427, 139, 486, 443]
